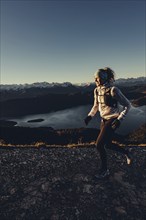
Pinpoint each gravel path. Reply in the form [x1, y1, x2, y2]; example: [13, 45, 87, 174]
[0, 146, 146, 220]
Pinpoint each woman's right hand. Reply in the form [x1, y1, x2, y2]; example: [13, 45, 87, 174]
[84, 116, 92, 126]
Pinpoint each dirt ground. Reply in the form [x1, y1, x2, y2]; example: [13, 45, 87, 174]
[0, 145, 146, 220]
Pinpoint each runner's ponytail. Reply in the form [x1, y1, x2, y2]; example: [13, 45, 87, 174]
[104, 67, 115, 83]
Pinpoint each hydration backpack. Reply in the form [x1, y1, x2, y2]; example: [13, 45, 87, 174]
[96, 87, 118, 108]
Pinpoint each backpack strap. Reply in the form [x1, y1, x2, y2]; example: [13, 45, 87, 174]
[96, 86, 117, 107]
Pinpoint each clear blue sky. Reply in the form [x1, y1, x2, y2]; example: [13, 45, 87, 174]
[1, 0, 145, 84]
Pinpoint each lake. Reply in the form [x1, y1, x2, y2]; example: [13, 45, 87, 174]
[8, 105, 146, 135]
[9, 105, 146, 134]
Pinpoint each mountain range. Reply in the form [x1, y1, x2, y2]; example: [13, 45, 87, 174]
[0, 77, 145, 117]
[1, 77, 145, 91]
[0, 77, 145, 102]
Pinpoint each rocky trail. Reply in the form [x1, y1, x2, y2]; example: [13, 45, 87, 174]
[0, 145, 146, 220]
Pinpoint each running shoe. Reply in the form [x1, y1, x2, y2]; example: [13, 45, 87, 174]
[125, 152, 132, 165]
[94, 169, 110, 180]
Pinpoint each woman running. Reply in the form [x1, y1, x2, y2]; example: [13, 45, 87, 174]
[84, 67, 132, 179]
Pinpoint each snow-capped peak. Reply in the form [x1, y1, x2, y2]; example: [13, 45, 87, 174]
[0, 82, 73, 91]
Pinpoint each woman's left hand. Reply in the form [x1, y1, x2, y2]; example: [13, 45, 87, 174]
[111, 119, 121, 130]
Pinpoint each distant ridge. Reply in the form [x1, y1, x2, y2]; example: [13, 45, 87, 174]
[0, 82, 73, 91]
[0, 77, 145, 91]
